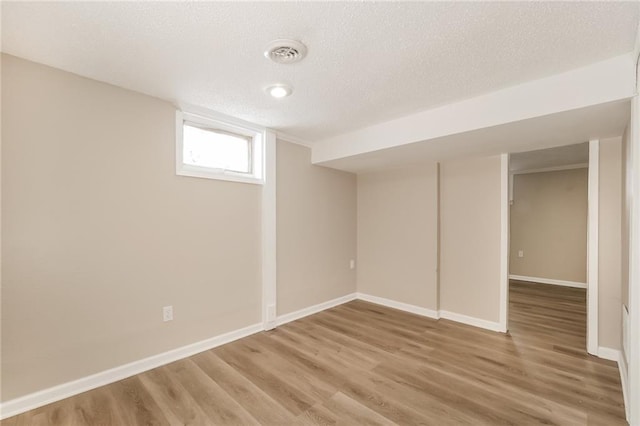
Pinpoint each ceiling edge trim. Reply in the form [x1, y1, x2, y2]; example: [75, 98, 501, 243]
[275, 131, 315, 148]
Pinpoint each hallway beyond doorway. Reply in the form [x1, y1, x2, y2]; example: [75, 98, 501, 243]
[509, 279, 625, 423]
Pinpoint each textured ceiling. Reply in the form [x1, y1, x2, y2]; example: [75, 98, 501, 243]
[2, 2, 639, 141]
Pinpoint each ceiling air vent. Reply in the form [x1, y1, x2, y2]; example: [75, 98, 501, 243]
[264, 39, 307, 64]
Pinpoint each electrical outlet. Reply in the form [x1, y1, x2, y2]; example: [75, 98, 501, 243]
[163, 305, 173, 322]
[518, 250, 524, 258]
[349, 259, 356, 270]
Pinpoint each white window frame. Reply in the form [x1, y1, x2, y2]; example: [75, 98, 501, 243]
[176, 110, 265, 185]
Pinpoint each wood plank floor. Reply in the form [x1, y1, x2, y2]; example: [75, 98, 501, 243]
[2, 281, 626, 425]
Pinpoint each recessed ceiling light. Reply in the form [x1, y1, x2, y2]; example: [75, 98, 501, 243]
[266, 84, 293, 98]
[264, 39, 307, 64]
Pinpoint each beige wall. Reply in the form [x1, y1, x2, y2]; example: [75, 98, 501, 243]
[440, 156, 502, 322]
[1, 55, 263, 400]
[2, 52, 626, 405]
[509, 169, 588, 283]
[276, 141, 357, 315]
[357, 164, 439, 309]
[599, 137, 623, 350]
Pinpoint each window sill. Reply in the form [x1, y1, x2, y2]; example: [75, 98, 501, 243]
[177, 167, 264, 185]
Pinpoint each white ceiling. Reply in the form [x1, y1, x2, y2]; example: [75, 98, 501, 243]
[510, 143, 589, 172]
[2, 2, 638, 142]
[319, 100, 629, 173]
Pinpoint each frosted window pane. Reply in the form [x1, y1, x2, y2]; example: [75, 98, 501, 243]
[183, 125, 250, 173]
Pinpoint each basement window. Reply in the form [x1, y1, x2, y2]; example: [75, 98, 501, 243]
[176, 110, 264, 184]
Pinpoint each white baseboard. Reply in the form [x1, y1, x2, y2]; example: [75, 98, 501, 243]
[439, 310, 504, 332]
[276, 293, 357, 326]
[1, 294, 359, 420]
[0, 322, 263, 420]
[595, 347, 629, 421]
[0, 290, 532, 420]
[509, 274, 587, 289]
[356, 293, 504, 333]
[618, 351, 630, 422]
[597, 346, 620, 362]
[356, 293, 439, 319]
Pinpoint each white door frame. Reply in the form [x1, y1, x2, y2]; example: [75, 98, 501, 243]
[499, 153, 509, 333]
[587, 139, 599, 355]
[625, 30, 639, 423]
[262, 130, 277, 330]
[627, 88, 640, 424]
[504, 143, 599, 350]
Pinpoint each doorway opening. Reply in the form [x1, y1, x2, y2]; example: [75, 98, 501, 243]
[505, 141, 596, 354]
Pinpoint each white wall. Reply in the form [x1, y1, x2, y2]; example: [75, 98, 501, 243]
[624, 33, 640, 422]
